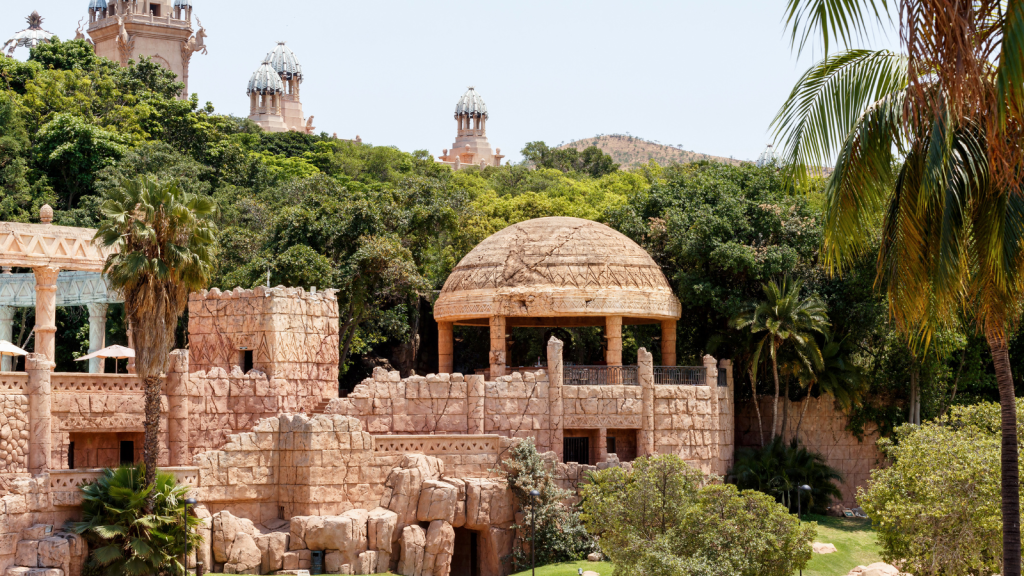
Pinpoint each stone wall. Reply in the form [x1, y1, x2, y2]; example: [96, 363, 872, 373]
[187, 286, 340, 415]
[0, 374, 29, 473]
[736, 397, 882, 506]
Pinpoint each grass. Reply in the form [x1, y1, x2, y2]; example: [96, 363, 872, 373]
[798, 514, 884, 576]
[511, 561, 615, 576]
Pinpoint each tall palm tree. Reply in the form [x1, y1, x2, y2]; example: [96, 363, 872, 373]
[95, 176, 216, 494]
[774, 2, 1024, 571]
[732, 277, 831, 439]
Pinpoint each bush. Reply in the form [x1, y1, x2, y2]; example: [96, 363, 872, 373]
[730, 437, 844, 514]
[71, 465, 203, 576]
[581, 454, 815, 576]
[857, 401, 1024, 575]
[501, 438, 598, 570]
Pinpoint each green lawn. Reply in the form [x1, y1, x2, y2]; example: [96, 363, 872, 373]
[511, 561, 615, 576]
[798, 514, 884, 576]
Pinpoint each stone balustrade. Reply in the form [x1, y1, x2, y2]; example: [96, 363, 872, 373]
[51, 373, 143, 394]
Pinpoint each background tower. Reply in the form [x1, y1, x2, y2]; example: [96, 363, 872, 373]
[264, 42, 308, 133]
[3, 11, 54, 58]
[86, 0, 208, 98]
[247, 60, 287, 132]
[438, 87, 504, 169]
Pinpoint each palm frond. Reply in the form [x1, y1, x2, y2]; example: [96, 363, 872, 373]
[784, 0, 892, 56]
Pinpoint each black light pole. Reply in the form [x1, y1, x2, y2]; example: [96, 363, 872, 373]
[183, 498, 197, 576]
[529, 489, 540, 576]
[797, 485, 811, 576]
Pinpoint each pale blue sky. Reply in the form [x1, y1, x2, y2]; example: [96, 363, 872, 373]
[4, 1, 900, 163]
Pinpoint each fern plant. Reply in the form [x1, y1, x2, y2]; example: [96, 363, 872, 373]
[71, 465, 203, 576]
[730, 437, 843, 515]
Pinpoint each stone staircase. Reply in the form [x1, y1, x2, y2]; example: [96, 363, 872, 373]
[312, 399, 331, 414]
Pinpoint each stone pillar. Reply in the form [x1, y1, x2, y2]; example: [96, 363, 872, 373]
[661, 320, 676, 367]
[638, 347, 655, 457]
[489, 316, 506, 379]
[596, 427, 608, 464]
[126, 320, 136, 374]
[166, 350, 190, 466]
[26, 353, 54, 473]
[547, 336, 564, 462]
[87, 303, 108, 374]
[438, 321, 454, 375]
[604, 316, 622, 367]
[467, 374, 485, 434]
[33, 266, 60, 363]
[0, 306, 14, 372]
[703, 354, 718, 386]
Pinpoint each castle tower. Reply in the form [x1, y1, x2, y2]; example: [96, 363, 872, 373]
[263, 42, 309, 133]
[86, 0, 208, 98]
[247, 60, 288, 132]
[3, 11, 55, 58]
[438, 87, 504, 170]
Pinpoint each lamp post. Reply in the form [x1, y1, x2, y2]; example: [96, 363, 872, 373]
[797, 485, 811, 576]
[529, 489, 540, 576]
[184, 498, 197, 576]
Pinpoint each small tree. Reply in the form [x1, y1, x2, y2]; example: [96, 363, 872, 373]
[730, 437, 844, 514]
[500, 438, 597, 570]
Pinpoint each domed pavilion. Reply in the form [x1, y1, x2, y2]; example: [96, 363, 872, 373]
[434, 216, 682, 377]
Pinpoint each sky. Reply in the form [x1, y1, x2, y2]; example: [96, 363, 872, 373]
[3, 1, 901, 163]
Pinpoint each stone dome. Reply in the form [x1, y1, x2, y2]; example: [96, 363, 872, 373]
[247, 61, 284, 95]
[434, 217, 681, 325]
[89, 0, 108, 9]
[173, 0, 192, 7]
[265, 42, 302, 80]
[455, 87, 487, 118]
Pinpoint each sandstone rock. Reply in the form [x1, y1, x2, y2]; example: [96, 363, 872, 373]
[582, 571, 600, 576]
[587, 552, 604, 562]
[847, 563, 902, 576]
[367, 507, 398, 554]
[303, 509, 368, 566]
[227, 532, 262, 574]
[464, 479, 514, 531]
[382, 455, 444, 528]
[194, 505, 213, 571]
[37, 537, 69, 573]
[213, 511, 257, 563]
[445, 478, 467, 528]
[422, 521, 455, 576]
[375, 550, 391, 574]
[813, 542, 837, 554]
[282, 551, 299, 570]
[256, 531, 289, 573]
[478, 527, 512, 576]
[22, 525, 51, 540]
[355, 550, 377, 575]
[325, 551, 344, 574]
[417, 480, 457, 524]
[289, 516, 316, 550]
[15, 539, 38, 567]
[397, 524, 425, 576]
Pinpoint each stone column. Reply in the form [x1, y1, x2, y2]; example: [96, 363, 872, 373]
[438, 321, 454, 375]
[166, 350, 190, 466]
[604, 316, 622, 367]
[467, 374, 485, 434]
[489, 316, 506, 378]
[26, 353, 54, 473]
[638, 347, 655, 457]
[33, 266, 60, 363]
[703, 354, 718, 386]
[87, 303, 108, 373]
[661, 320, 677, 367]
[596, 428, 608, 464]
[547, 336, 564, 462]
[0, 306, 15, 372]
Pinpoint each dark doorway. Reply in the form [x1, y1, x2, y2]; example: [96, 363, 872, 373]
[68, 442, 75, 470]
[242, 350, 254, 373]
[564, 437, 590, 465]
[119, 441, 134, 465]
[451, 528, 479, 576]
[149, 3, 161, 16]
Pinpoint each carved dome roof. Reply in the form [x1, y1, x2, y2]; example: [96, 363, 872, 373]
[89, 0, 108, 9]
[265, 42, 302, 79]
[5, 12, 54, 51]
[455, 87, 487, 117]
[173, 0, 192, 7]
[434, 217, 681, 324]
[247, 61, 284, 95]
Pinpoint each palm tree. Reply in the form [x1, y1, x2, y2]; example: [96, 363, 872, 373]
[775, 2, 1024, 571]
[793, 335, 866, 440]
[732, 277, 830, 439]
[95, 176, 216, 494]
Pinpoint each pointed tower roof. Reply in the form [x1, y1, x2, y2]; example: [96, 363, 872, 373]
[455, 87, 488, 117]
[4, 12, 55, 54]
[265, 42, 302, 80]
[89, 0, 109, 9]
[247, 61, 285, 95]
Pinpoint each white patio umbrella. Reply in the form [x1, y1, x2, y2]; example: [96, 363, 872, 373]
[76, 345, 135, 373]
[0, 340, 28, 372]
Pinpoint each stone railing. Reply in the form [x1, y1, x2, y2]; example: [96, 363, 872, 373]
[654, 366, 708, 386]
[0, 373, 28, 394]
[565, 365, 639, 386]
[52, 373, 143, 393]
[49, 466, 200, 507]
[372, 435, 501, 456]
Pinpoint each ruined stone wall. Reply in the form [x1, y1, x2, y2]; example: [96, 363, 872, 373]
[0, 374, 29, 473]
[652, 380, 734, 476]
[187, 286, 340, 415]
[736, 397, 881, 506]
[0, 474, 87, 576]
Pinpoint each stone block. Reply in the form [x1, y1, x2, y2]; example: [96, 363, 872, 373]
[16, 539, 39, 567]
[367, 507, 398, 554]
[422, 521, 455, 576]
[416, 480, 457, 524]
[397, 524, 425, 576]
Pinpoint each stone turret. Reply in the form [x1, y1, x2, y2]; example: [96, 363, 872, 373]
[438, 87, 504, 169]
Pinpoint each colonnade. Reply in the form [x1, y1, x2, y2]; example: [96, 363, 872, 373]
[456, 114, 486, 136]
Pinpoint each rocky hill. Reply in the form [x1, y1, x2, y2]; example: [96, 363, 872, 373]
[559, 134, 745, 169]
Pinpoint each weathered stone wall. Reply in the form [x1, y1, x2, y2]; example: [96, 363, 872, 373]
[0, 374, 30, 473]
[0, 474, 87, 576]
[187, 286, 340, 415]
[653, 377, 734, 475]
[736, 397, 881, 506]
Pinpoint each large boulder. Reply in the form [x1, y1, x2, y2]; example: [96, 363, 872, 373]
[355, 550, 378, 575]
[464, 479, 514, 531]
[226, 532, 262, 574]
[212, 511, 257, 563]
[303, 509, 369, 566]
[422, 521, 455, 576]
[382, 455, 444, 527]
[813, 542, 837, 554]
[847, 564, 903, 576]
[397, 524, 426, 576]
[37, 537, 69, 573]
[255, 530, 289, 574]
[417, 480, 457, 524]
[193, 505, 213, 571]
[445, 478, 468, 528]
[479, 527, 513, 576]
[367, 507, 399, 554]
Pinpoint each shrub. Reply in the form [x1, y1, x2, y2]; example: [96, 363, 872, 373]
[71, 465, 203, 576]
[857, 401, 1024, 575]
[581, 454, 815, 576]
[730, 436, 844, 514]
[501, 438, 598, 571]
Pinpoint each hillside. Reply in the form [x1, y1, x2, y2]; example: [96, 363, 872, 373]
[559, 134, 745, 169]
